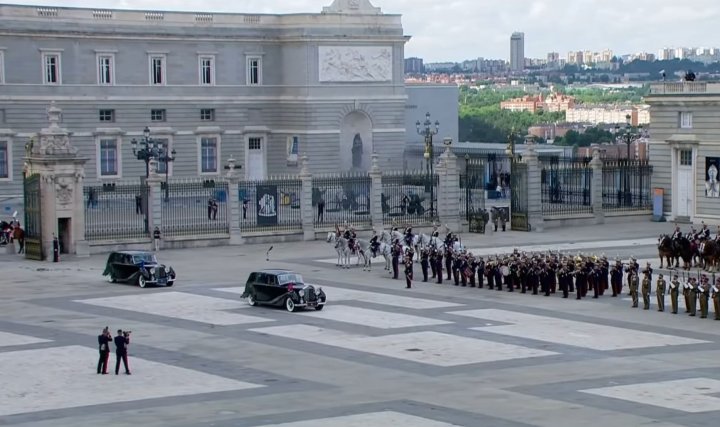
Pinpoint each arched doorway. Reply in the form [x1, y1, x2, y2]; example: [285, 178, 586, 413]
[340, 111, 373, 171]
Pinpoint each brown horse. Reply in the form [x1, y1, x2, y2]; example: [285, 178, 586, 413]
[700, 240, 720, 272]
[672, 236, 694, 270]
[657, 234, 674, 268]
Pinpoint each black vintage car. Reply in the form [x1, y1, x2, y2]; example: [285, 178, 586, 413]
[241, 269, 326, 312]
[102, 251, 176, 288]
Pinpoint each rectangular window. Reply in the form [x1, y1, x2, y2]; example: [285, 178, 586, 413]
[43, 53, 61, 84]
[679, 112, 693, 129]
[150, 109, 166, 122]
[200, 108, 215, 121]
[199, 56, 214, 85]
[99, 109, 115, 122]
[97, 54, 114, 85]
[0, 141, 8, 179]
[99, 139, 118, 177]
[247, 57, 262, 85]
[154, 138, 170, 174]
[0, 51, 5, 84]
[249, 137, 262, 150]
[680, 149, 692, 166]
[150, 55, 165, 85]
[200, 137, 218, 173]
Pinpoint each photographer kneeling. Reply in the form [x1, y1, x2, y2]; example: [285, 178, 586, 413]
[114, 329, 131, 375]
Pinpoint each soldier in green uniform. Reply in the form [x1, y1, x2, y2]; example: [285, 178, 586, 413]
[688, 277, 698, 317]
[641, 271, 651, 310]
[669, 274, 680, 314]
[683, 278, 693, 314]
[629, 270, 639, 308]
[656, 273, 666, 312]
[713, 278, 720, 321]
[698, 275, 710, 319]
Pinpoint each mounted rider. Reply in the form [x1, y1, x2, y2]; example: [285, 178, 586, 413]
[671, 224, 682, 241]
[699, 222, 711, 240]
[404, 226, 414, 247]
[431, 225, 440, 239]
[369, 230, 380, 256]
[337, 223, 357, 254]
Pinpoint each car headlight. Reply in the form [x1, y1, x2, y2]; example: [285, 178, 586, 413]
[164, 266, 170, 273]
[298, 289, 305, 297]
[150, 267, 156, 275]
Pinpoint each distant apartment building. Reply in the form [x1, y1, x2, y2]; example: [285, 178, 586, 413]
[565, 105, 650, 126]
[528, 123, 577, 140]
[510, 32, 525, 72]
[657, 48, 676, 61]
[404, 57, 424, 74]
[577, 141, 648, 159]
[500, 92, 575, 113]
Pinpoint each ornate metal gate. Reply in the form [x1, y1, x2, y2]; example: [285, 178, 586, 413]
[461, 159, 488, 233]
[510, 162, 530, 231]
[23, 173, 44, 260]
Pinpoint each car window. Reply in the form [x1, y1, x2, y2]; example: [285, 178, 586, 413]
[255, 273, 266, 285]
[132, 253, 158, 264]
[246, 273, 257, 284]
[267, 275, 279, 286]
[278, 274, 304, 285]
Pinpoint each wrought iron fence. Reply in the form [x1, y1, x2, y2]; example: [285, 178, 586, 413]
[312, 173, 372, 229]
[459, 159, 487, 224]
[84, 182, 149, 240]
[381, 171, 438, 227]
[539, 156, 593, 217]
[239, 176, 302, 233]
[160, 179, 230, 237]
[602, 159, 653, 212]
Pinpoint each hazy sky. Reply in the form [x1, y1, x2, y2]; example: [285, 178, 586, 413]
[5, 0, 720, 62]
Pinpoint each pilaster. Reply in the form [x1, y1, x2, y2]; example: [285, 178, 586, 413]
[369, 153, 384, 231]
[300, 155, 315, 241]
[146, 159, 163, 246]
[438, 145, 461, 232]
[523, 143, 545, 233]
[590, 148, 605, 225]
[224, 157, 243, 245]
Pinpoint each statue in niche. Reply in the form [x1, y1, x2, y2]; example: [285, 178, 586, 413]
[351, 133, 363, 169]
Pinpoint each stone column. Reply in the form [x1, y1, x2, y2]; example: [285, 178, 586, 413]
[146, 159, 163, 248]
[224, 157, 243, 245]
[590, 148, 605, 225]
[369, 153, 384, 231]
[438, 145, 461, 232]
[523, 143, 545, 232]
[300, 155, 315, 241]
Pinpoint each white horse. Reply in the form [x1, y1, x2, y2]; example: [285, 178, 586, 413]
[326, 232, 370, 270]
[369, 241, 393, 272]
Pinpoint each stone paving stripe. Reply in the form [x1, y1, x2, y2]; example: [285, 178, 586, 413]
[76, 292, 274, 326]
[0, 345, 263, 417]
[456, 309, 709, 350]
[0, 331, 51, 347]
[580, 378, 720, 413]
[295, 305, 453, 329]
[245, 411, 465, 427]
[249, 325, 558, 367]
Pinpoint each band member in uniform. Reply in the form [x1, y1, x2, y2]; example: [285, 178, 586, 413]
[445, 246, 453, 280]
[468, 253, 477, 287]
[435, 250, 444, 284]
[404, 248, 414, 289]
[494, 260, 504, 292]
[712, 278, 720, 320]
[669, 274, 680, 314]
[429, 248, 437, 279]
[558, 265, 569, 298]
[641, 271, 652, 310]
[420, 248, 429, 282]
[629, 270, 639, 308]
[610, 259, 623, 297]
[698, 275, 710, 319]
[656, 274, 666, 312]
[391, 239, 401, 280]
[486, 259, 495, 290]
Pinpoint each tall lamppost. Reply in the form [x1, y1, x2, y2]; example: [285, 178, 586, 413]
[158, 148, 177, 201]
[131, 126, 166, 178]
[614, 114, 645, 206]
[417, 112, 439, 217]
[464, 153, 470, 222]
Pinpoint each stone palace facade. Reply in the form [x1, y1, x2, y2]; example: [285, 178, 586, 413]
[0, 0, 408, 200]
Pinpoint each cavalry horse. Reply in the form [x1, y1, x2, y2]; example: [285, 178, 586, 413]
[671, 236, 694, 270]
[657, 234, 674, 269]
[326, 232, 370, 270]
[369, 241, 393, 272]
[700, 239, 720, 272]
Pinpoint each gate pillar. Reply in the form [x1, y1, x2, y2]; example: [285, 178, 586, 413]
[25, 103, 89, 260]
[523, 142, 544, 232]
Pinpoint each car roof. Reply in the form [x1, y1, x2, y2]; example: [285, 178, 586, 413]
[113, 251, 153, 256]
[256, 269, 295, 275]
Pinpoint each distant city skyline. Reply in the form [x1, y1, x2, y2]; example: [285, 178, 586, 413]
[4, 0, 720, 62]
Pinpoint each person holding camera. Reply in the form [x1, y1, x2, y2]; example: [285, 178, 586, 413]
[97, 327, 112, 375]
[114, 329, 131, 375]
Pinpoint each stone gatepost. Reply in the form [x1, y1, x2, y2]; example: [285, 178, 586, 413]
[300, 155, 315, 241]
[523, 143, 545, 232]
[437, 145, 461, 233]
[590, 148, 605, 225]
[224, 156, 243, 245]
[145, 158, 163, 248]
[369, 153, 384, 231]
[26, 103, 89, 259]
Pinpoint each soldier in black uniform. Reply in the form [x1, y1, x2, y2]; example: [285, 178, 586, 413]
[494, 260, 504, 292]
[558, 265, 569, 298]
[575, 260, 586, 300]
[435, 250, 444, 284]
[476, 256, 485, 288]
[429, 247, 437, 279]
[610, 259, 623, 297]
[445, 246, 453, 280]
[369, 231, 380, 255]
[468, 253, 477, 287]
[486, 260, 495, 290]
[391, 240, 401, 280]
[404, 248, 414, 289]
[452, 253, 461, 286]
[459, 254, 468, 287]
[420, 248, 429, 282]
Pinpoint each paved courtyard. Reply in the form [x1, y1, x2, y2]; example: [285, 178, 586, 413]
[1, 220, 719, 427]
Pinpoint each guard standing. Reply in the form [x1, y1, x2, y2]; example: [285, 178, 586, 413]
[610, 259, 623, 297]
[391, 240, 401, 280]
[429, 248, 437, 279]
[688, 277, 699, 317]
[698, 276, 710, 319]
[420, 249, 429, 283]
[641, 271, 651, 310]
[435, 250, 444, 284]
[404, 249, 414, 289]
[669, 274, 680, 314]
[712, 278, 720, 320]
[629, 271, 639, 308]
[683, 277, 693, 313]
[52, 233, 60, 262]
[656, 274, 666, 312]
[445, 247, 453, 280]
[153, 227, 161, 251]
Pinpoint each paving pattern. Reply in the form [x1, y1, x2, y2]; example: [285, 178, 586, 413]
[1, 222, 719, 427]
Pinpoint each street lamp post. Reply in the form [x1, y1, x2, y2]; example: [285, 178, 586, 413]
[416, 112, 439, 217]
[464, 153, 470, 222]
[158, 149, 177, 201]
[131, 126, 166, 179]
[614, 114, 645, 206]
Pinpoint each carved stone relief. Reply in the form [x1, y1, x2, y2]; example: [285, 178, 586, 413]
[56, 178, 74, 206]
[318, 46, 392, 82]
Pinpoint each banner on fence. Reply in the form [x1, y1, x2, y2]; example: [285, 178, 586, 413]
[256, 185, 278, 226]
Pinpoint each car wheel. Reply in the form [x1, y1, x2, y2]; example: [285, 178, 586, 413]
[166, 280, 174, 287]
[248, 293, 258, 306]
[107, 274, 116, 283]
[314, 304, 324, 311]
[138, 276, 147, 288]
[285, 297, 296, 313]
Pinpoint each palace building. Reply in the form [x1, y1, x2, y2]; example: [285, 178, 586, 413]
[0, 0, 408, 200]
